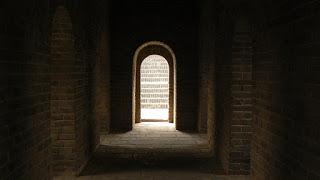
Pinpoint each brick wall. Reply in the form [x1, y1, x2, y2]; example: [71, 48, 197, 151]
[85, 0, 111, 150]
[215, 7, 253, 175]
[251, 1, 320, 179]
[198, 0, 216, 150]
[0, 0, 97, 178]
[228, 16, 253, 175]
[92, 30, 111, 135]
[0, 1, 51, 179]
[50, 6, 77, 175]
[74, 29, 90, 175]
[51, 3, 97, 176]
[197, 0, 210, 134]
[215, 7, 235, 174]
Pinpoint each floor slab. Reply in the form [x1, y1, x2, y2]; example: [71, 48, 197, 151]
[54, 171, 251, 180]
[99, 122, 210, 159]
[69, 123, 249, 180]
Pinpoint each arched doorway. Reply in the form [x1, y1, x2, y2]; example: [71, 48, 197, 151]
[132, 41, 176, 125]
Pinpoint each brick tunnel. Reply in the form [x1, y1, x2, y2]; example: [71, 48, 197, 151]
[0, 0, 320, 179]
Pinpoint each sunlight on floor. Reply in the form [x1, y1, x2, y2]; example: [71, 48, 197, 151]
[134, 121, 175, 128]
[141, 109, 168, 120]
[100, 122, 207, 150]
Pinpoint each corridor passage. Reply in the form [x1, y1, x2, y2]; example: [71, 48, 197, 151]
[2, 0, 319, 179]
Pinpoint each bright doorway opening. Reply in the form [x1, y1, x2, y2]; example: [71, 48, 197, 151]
[140, 55, 169, 122]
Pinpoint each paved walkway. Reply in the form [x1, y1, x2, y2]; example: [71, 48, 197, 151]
[54, 123, 251, 179]
[99, 122, 210, 158]
[101, 122, 207, 148]
[54, 172, 250, 180]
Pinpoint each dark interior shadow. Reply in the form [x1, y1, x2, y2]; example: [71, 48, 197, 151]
[80, 156, 225, 176]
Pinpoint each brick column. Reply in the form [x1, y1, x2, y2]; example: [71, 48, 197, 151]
[228, 18, 253, 174]
[51, 6, 77, 175]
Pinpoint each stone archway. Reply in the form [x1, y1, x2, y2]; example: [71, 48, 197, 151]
[132, 41, 176, 125]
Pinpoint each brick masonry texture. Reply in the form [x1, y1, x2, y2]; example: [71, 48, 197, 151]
[140, 56, 169, 120]
[1, 0, 320, 179]
[0, 0, 107, 179]
[86, 0, 111, 147]
[215, 7, 253, 175]
[0, 1, 52, 179]
[50, 5, 92, 176]
[198, 0, 216, 155]
[92, 30, 111, 136]
[251, 1, 320, 179]
[51, 6, 77, 175]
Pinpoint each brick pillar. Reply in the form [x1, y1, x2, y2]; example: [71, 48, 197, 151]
[216, 14, 253, 175]
[228, 17, 253, 174]
[51, 6, 77, 175]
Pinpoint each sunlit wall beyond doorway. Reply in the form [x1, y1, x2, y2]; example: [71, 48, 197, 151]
[140, 55, 169, 121]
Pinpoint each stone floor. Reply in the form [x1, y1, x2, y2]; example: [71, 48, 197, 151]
[98, 122, 210, 159]
[54, 172, 250, 180]
[54, 122, 251, 180]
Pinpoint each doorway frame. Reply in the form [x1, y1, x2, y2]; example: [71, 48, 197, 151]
[132, 41, 176, 124]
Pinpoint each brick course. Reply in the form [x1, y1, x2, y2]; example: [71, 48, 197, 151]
[215, 7, 253, 175]
[51, 7, 77, 174]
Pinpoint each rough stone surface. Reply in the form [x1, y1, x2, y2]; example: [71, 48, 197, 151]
[98, 122, 210, 160]
[54, 172, 250, 180]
